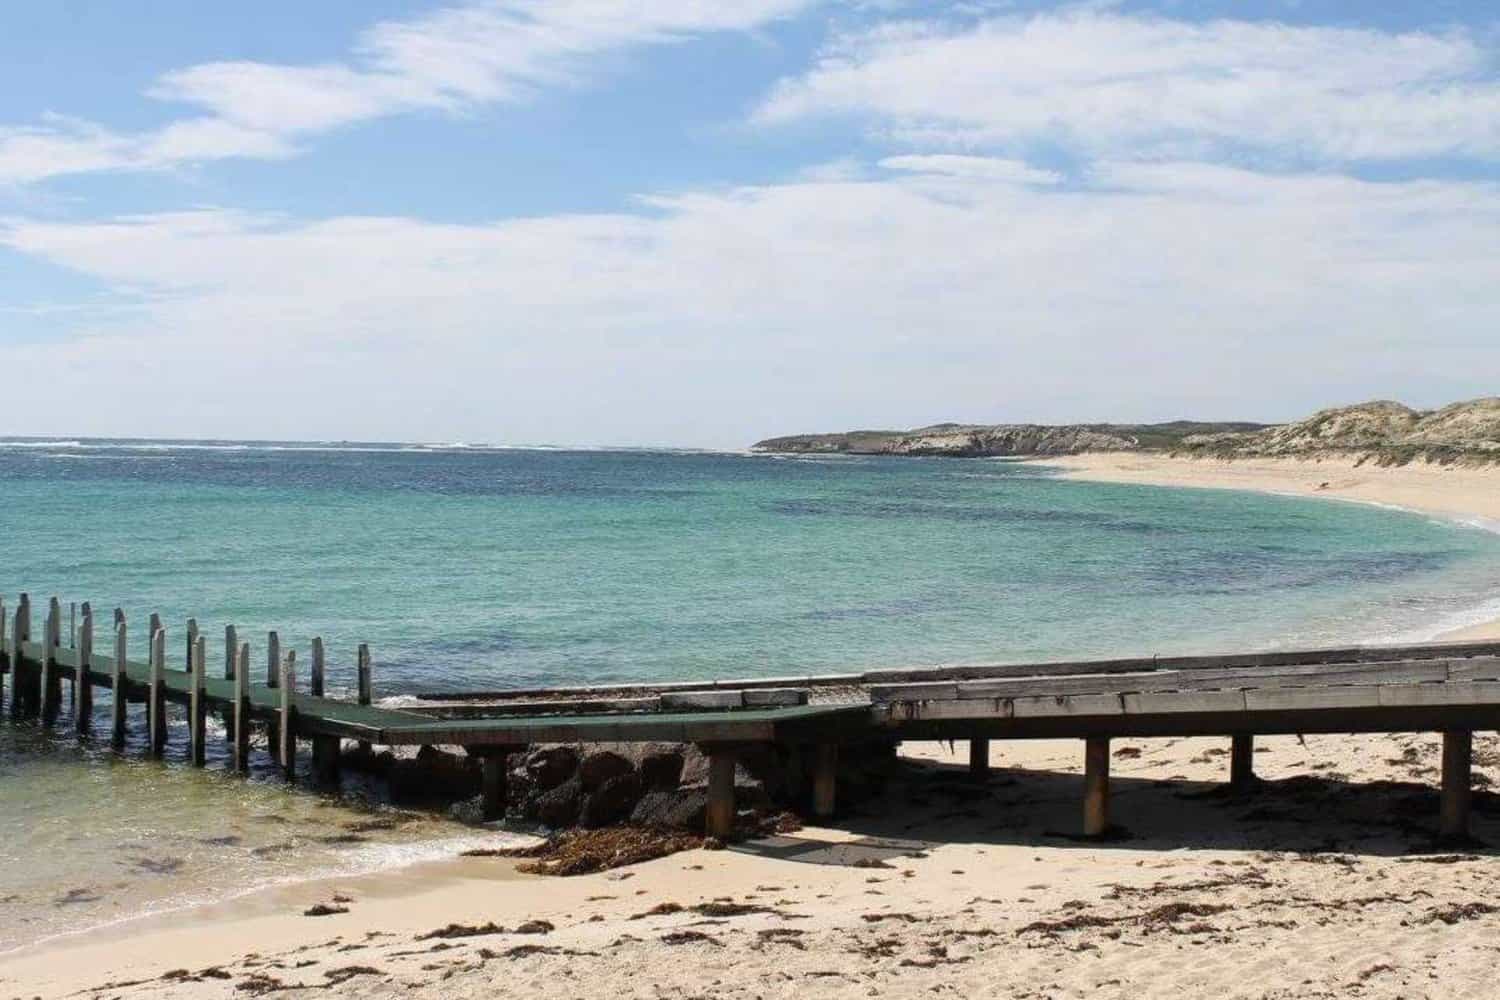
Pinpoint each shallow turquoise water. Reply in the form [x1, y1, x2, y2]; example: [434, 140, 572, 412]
[2, 441, 1499, 950]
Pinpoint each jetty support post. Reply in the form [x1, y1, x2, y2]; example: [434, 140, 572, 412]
[233, 642, 251, 772]
[356, 643, 373, 753]
[1230, 733, 1255, 791]
[969, 738, 991, 780]
[110, 620, 128, 748]
[706, 745, 737, 838]
[75, 603, 94, 733]
[185, 618, 198, 673]
[0, 595, 7, 711]
[1084, 736, 1111, 837]
[42, 596, 62, 723]
[813, 743, 838, 819]
[279, 649, 297, 781]
[189, 634, 207, 766]
[12, 594, 31, 718]
[308, 638, 340, 785]
[1441, 730, 1473, 841]
[221, 624, 238, 741]
[265, 631, 281, 750]
[474, 747, 521, 822]
[148, 626, 167, 757]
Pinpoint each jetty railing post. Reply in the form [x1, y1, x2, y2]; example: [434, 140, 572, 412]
[189, 634, 207, 767]
[42, 597, 62, 723]
[969, 738, 991, 780]
[69, 602, 76, 648]
[76, 603, 94, 733]
[185, 618, 198, 673]
[705, 746, 736, 838]
[0, 595, 7, 711]
[1440, 730, 1473, 841]
[110, 620, 128, 749]
[279, 649, 297, 781]
[265, 631, 281, 749]
[356, 643, 373, 753]
[308, 638, 339, 785]
[221, 624, 239, 742]
[1230, 734, 1255, 791]
[11, 594, 31, 718]
[1083, 736, 1111, 837]
[149, 626, 166, 758]
[812, 743, 838, 819]
[233, 642, 251, 773]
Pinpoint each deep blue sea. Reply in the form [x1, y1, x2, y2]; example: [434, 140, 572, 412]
[3, 440, 1499, 948]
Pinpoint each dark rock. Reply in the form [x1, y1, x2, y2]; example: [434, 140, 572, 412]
[525, 747, 580, 792]
[581, 773, 642, 828]
[535, 778, 583, 829]
[639, 749, 685, 791]
[631, 789, 709, 831]
[578, 750, 634, 791]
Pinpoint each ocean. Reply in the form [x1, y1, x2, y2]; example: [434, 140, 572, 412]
[3, 440, 1499, 950]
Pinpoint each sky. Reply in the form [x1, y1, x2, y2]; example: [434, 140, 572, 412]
[1, 1, 1497, 448]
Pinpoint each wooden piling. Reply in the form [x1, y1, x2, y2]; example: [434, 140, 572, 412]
[233, 641, 251, 773]
[356, 643, 372, 753]
[706, 749, 736, 838]
[1083, 736, 1110, 837]
[1230, 734, 1255, 791]
[224, 625, 237, 680]
[812, 743, 838, 819]
[969, 738, 991, 780]
[1441, 730, 1473, 841]
[110, 620, 128, 748]
[185, 618, 198, 672]
[308, 638, 339, 785]
[149, 627, 167, 757]
[42, 597, 62, 722]
[265, 631, 281, 749]
[0, 595, 7, 711]
[279, 650, 296, 781]
[481, 753, 507, 822]
[11, 594, 31, 718]
[189, 634, 207, 766]
[76, 604, 94, 733]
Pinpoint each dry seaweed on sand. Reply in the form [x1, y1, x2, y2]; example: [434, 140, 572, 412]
[503, 827, 705, 876]
[417, 921, 508, 940]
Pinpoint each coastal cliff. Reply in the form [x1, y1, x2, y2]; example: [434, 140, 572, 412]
[753, 398, 1500, 465]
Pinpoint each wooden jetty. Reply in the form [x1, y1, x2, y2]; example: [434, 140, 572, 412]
[5, 590, 1500, 842]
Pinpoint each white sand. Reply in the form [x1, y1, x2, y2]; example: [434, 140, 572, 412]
[6, 734, 1500, 999]
[6, 453, 1500, 998]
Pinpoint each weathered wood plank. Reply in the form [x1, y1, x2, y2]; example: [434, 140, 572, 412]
[1084, 737, 1110, 836]
[661, 690, 744, 711]
[743, 687, 809, 708]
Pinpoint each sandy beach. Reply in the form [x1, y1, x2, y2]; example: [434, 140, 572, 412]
[6, 452, 1500, 999]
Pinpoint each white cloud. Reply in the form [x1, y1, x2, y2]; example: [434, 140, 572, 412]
[1, 0, 815, 185]
[3, 161, 1497, 445]
[756, 12, 1500, 163]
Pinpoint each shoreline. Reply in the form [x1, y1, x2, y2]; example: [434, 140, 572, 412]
[1040, 452, 1500, 641]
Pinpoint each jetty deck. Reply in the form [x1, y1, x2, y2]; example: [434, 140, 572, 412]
[5, 591, 1500, 843]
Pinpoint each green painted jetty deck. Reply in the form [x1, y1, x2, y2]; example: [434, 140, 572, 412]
[10, 641, 868, 745]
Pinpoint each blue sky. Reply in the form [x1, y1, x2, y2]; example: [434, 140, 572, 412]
[1, 1, 1497, 446]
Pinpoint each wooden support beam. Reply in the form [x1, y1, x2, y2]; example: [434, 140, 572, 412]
[265, 631, 281, 749]
[1230, 733, 1255, 791]
[189, 634, 207, 767]
[706, 749, 736, 838]
[279, 649, 296, 781]
[224, 625, 238, 680]
[42, 596, 62, 723]
[0, 595, 8, 711]
[1441, 729, 1473, 841]
[812, 743, 838, 819]
[1083, 736, 1110, 837]
[149, 627, 167, 757]
[233, 642, 251, 773]
[308, 637, 339, 785]
[969, 738, 991, 779]
[15, 594, 31, 718]
[356, 643, 373, 753]
[110, 620, 128, 749]
[76, 603, 94, 733]
[481, 754, 507, 822]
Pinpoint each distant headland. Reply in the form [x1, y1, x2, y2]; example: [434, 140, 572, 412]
[752, 398, 1500, 466]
